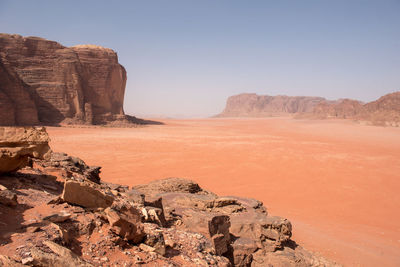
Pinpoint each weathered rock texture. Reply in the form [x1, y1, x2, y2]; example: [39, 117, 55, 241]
[217, 93, 325, 117]
[0, 129, 339, 266]
[0, 127, 51, 173]
[218, 92, 400, 126]
[313, 91, 400, 126]
[0, 33, 128, 125]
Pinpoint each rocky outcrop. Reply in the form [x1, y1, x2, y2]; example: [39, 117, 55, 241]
[0, 130, 339, 266]
[217, 93, 325, 117]
[0, 127, 51, 173]
[313, 91, 400, 126]
[218, 91, 400, 126]
[0, 33, 130, 125]
[131, 179, 309, 266]
[313, 99, 364, 119]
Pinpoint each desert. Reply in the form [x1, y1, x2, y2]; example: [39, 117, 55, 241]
[1, 1, 400, 266]
[45, 117, 400, 266]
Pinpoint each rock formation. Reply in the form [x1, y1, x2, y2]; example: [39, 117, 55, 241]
[218, 92, 400, 126]
[312, 99, 364, 119]
[0, 127, 339, 266]
[0, 33, 138, 126]
[217, 93, 325, 117]
[0, 127, 51, 173]
[313, 91, 400, 126]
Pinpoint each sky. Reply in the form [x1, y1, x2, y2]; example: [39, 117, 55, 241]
[1, 1, 399, 118]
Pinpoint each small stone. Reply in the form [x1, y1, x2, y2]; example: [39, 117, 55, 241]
[43, 184, 58, 191]
[21, 257, 34, 265]
[0, 190, 18, 206]
[26, 226, 40, 233]
[139, 243, 155, 253]
[43, 212, 71, 223]
[133, 255, 143, 264]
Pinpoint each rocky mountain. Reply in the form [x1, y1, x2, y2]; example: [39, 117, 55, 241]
[313, 92, 400, 126]
[312, 99, 364, 119]
[0, 33, 139, 126]
[0, 127, 339, 266]
[217, 93, 325, 117]
[218, 92, 400, 126]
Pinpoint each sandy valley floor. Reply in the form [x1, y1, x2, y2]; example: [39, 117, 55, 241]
[47, 118, 400, 267]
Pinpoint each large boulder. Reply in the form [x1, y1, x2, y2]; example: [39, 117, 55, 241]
[104, 203, 145, 243]
[30, 241, 93, 267]
[0, 127, 51, 173]
[133, 177, 203, 195]
[62, 180, 114, 209]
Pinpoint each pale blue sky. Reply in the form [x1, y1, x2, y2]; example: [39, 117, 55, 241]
[1, 1, 399, 117]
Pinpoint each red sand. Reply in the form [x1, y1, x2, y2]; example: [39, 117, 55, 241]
[47, 118, 400, 266]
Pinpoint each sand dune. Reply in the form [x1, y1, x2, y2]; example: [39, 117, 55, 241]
[47, 118, 400, 266]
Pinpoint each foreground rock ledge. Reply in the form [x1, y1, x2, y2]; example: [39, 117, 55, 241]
[0, 128, 340, 266]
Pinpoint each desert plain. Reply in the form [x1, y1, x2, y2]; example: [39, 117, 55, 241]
[47, 117, 400, 267]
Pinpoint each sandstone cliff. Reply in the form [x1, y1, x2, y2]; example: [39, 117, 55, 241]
[217, 93, 325, 117]
[218, 92, 400, 126]
[313, 91, 400, 126]
[0, 34, 128, 125]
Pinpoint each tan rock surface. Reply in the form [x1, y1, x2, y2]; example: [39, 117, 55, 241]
[62, 180, 114, 209]
[0, 127, 51, 173]
[217, 93, 325, 117]
[219, 91, 400, 126]
[0, 33, 127, 125]
[313, 91, 400, 126]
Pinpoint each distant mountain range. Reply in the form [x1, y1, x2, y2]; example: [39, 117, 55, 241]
[217, 91, 400, 127]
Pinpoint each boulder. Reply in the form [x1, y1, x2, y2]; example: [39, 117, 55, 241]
[230, 214, 292, 251]
[105, 205, 145, 243]
[0, 255, 23, 267]
[0, 190, 18, 206]
[39, 152, 101, 183]
[0, 127, 51, 173]
[62, 180, 114, 209]
[30, 241, 93, 267]
[143, 230, 166, 256]
[133, 177, 203, 195]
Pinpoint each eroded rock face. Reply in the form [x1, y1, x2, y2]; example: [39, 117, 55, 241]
[132, 178, 334, 266]
[313, 92, 400, 126]
[0, 127, 51, 173]
[217, 93, 325, 117]
[219, 92, 400, 127]
[0, 33, 126, 125]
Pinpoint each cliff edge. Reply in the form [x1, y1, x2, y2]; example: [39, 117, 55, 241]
[0, 33, 132, 126]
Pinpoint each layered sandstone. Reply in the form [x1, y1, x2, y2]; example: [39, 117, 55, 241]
[313, 91, 400, 126]
[0, 127, 51, 173]
[217, 93, 325, 117]
[0, 33, 127, 125]
[218, 92, 400, 126]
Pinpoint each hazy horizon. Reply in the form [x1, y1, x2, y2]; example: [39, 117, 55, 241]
[1, 0, 399, 118]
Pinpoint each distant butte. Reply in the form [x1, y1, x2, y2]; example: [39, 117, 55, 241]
[217, 92, 400, 127]
[0, 33, 160, 126]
